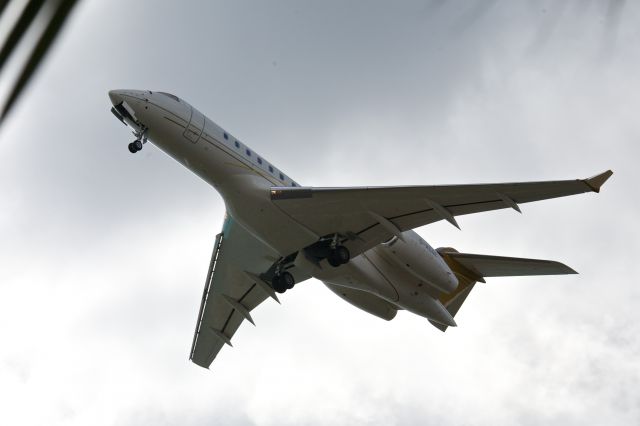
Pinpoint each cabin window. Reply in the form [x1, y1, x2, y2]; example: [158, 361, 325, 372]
[234, 140, 240, 148]
[257, 157, 263, 165]
[291, 182, 296, 187]
[246, 149, 251, 156]
[279, 173, 284, 180]
[223, 133, 228, 140]
[268, 165, 274, 173]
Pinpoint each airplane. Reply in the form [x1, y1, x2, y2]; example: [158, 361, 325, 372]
[108, 89, 612, 369]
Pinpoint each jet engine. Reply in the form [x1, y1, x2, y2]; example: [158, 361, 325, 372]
[377, 231, 459, 294]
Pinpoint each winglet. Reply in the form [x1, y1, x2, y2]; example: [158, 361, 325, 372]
[584, 170, 613, 193]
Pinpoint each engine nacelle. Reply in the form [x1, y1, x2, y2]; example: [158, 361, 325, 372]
[378, 231, 458, 293]
[324, 283, 398, 321]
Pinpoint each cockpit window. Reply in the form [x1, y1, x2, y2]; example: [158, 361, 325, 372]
[158, 92, 180, 102]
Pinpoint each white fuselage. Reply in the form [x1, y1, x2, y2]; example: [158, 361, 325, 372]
[111, 90, 318, 256]
[109, 90, 458, 327]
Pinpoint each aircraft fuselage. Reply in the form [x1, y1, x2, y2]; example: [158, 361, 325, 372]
[108, 89, 467, 327]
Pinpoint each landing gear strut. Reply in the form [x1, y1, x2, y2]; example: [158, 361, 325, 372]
[272, 271, 294, 294]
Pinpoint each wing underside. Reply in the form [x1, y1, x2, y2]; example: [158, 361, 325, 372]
[189, 171, 611, 366]
[270, 171, 612, 260]
[189, 216, 282, 368]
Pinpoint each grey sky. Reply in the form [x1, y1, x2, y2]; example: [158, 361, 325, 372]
[1, 1, 638, 425]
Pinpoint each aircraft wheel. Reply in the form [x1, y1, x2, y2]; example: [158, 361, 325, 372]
[272, 272, 294, 293]
[328, 245, 350, 267]
[281, 271, 295, 290]
[328, 253, 341, 267]
[335, 245, 350, 264]
[133, 139, 143, 151]
[128, 142, 137, 153]
[272, 276, 286, 293]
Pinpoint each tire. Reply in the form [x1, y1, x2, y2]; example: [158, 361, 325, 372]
[128, 142, 137, 153]
[327, 252, 342, 267]
[281, 271, 295, 289]
[335, 245, 350, 264]
[328, 246, 350, 267]
[272, 276, 287, 294]
[133, 140, 143, 151]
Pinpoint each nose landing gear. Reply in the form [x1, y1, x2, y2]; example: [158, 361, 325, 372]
[127, 127, 148, 154]
[128, 139, 144, 153]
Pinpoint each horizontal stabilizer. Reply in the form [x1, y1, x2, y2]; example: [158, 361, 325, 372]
[432, 248, 578, 332]
[444, 252, 577, 278]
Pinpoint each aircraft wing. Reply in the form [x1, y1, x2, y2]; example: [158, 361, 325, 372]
[189, 215, 285, 369]
[271, 170, 612, 259]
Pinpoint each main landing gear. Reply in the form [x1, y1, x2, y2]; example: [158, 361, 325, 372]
[272, 271, 294, 294]
[326, 234, 350, 267]
[328, 245, 350, 267]
[269, 237, 351, 294]
[303, 234, 352, 269]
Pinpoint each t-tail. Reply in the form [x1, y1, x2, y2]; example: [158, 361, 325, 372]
[430, 248, 578, 331]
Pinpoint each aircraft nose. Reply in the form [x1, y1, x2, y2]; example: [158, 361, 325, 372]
[108, 90, 125, 106]
[109, 89, 149, 105]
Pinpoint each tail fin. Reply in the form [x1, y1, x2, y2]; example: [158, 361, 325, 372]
[430, 248, 577, 331]
[429, 281, 476, 332]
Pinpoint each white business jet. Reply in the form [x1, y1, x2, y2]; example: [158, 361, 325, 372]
[109, 89, 612, 369]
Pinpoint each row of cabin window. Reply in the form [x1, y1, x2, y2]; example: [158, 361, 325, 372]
[223, 131, 297, 186]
